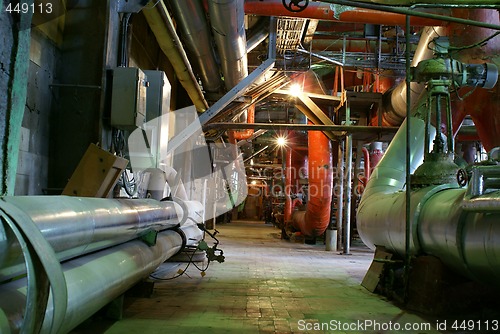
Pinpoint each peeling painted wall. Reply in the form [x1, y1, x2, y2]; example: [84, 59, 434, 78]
[15, 28, 60, 195]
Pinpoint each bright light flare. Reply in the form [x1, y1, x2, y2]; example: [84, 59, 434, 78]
[288, 83, 302, 97]
[276, 136, 287, 147]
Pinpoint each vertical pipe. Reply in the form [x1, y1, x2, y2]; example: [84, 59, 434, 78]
[344, 135, 353, 255]
[337, 142, 344, 251]
[404, 14, 412, 300]
[343, 101, 352, 255]
[284, 145, 293, 223]
[362, 146, 371, 181]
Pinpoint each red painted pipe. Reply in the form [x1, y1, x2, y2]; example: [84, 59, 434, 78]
[244, 0, 444, 26]
[289, 71, 333, 238]
[231, 104, 256, 140]
[292, 126, 332, 237]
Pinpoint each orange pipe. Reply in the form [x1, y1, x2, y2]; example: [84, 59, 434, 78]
[292, 128, 333, 237]
[244, 0, 444, 26]
[290, 71, 333, 238]
[231, 104, 256, 140]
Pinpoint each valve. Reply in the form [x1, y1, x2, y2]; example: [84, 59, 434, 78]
[282, 0, 309, 13]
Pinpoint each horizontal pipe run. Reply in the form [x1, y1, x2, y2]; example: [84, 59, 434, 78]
[244, 0, 444, 26]
[0, 226, 203, 333]
[0, 196, 184, 281]
[358, 117, 500, 287]
[203, 122, 398, 135]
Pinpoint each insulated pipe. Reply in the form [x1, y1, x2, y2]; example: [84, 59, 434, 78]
[292, 127, 333, 238]
[246, 17, 270, 52]
[208, 0, 248, 90]
[357, 118, 434, 253]
[357, 117, 500, 286]
[208, 0, 256, 140]
[0, 196, 183, 281]
[382, 26, 447, 126]
[0, 224, 203, 333]
[167, 0, 223, 93]
[243, 0, 444, 26]
[142, 1, 209, 112]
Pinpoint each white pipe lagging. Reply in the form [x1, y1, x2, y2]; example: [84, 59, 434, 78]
[0, 224, 203, 333]
[357, 118, 500, 286]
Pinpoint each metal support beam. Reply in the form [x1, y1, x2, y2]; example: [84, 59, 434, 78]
[203, 122, 398, 136]
[167, 17, 278, 154]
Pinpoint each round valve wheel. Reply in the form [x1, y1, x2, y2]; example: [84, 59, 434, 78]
[457, 168, 468, 187]
[282, 0, 309, 13]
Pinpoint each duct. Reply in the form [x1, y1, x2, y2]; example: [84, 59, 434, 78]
[382, 26, 446, 126]
[0, 223, 203, 333]
[244, 0, 444, 26]
[0, 196, 184, 281]
[142, 1, 209, 112]
[167, 0, 222, 93]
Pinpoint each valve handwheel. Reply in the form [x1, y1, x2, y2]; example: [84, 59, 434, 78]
[282, 0, 309, 13]
[457, 168, 468, 187]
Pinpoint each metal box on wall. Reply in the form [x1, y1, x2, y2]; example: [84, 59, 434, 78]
[110, 67, 147, 130]
[127, 71, 171, 171]
[144, 70, 171, 168]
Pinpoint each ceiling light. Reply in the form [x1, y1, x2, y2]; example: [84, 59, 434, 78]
[288, 83, 302, 97]
[276, 136, 287, 147]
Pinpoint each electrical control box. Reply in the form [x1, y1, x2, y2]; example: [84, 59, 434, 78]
[127, 71, 172, 172]
[110, 67, 147, 130]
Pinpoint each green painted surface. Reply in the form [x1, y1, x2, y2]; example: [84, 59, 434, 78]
[2, 4, 33, 195]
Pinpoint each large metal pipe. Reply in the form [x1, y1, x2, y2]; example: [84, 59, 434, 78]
[0, 196, 186, 281]
[208, 0, 256, 140]
[243, 0, 444, 26]
[382, 26, 447, 126]
[292, 127, 333, 238]
[0, 224, 203, 333]
[357, 118, 500, 286]
[142, 0, 209, 111]
[167, 0, 223, 93]
[208, 0, 248, 90]
[357, 118, 434, 253]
